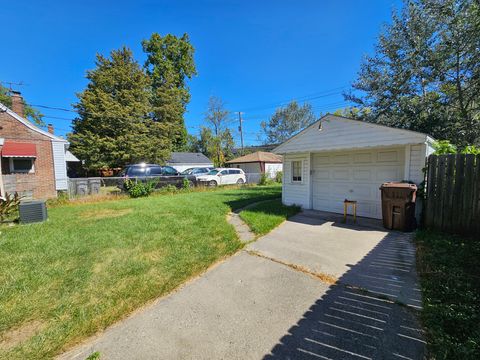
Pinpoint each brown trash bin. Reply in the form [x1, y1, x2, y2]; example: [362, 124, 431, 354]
[379, 182, 417, 232]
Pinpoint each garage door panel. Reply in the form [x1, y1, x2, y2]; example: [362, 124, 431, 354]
[312, 181, 331, 196]
[313, 155, 330, 166]
[333, 169, 350, 180]
[313, 169, 330, 180]
[333, 154, 351, 164]
[349, 184, 374, 200]
[353, 152, 373, 163]
[377, 150, 399, 162]
[353, 169, 372, 181]
[376, 167, 401, 182]
[356, 201, 379, 218]
[312, 198, 343, 214]
[312, 148, 405, 219]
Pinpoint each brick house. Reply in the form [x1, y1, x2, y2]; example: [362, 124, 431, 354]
[0, 92, 76, 199]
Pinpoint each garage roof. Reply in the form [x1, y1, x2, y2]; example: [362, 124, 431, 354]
[273, 114, 435, 154]
[226, 151, 283, 164]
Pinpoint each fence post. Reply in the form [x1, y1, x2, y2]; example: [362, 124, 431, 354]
[462, 154, 475, 233]
[452, 154, 465, 234]
[443, 155, 455, 233]
[425, 155, 437, 229]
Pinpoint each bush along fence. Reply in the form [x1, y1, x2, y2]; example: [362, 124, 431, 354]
[424, 154, 480, 236]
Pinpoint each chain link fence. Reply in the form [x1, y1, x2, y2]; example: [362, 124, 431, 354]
[67, 173, 267, 198]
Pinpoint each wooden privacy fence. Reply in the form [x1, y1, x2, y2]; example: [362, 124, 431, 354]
[424, 154, 480, 236]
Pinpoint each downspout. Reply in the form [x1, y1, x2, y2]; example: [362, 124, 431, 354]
[0, 145, 4, 199]
[0, 157, 4, 199]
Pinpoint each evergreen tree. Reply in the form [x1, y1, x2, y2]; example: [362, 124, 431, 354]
[346, 0, 480, 146]
[142, 33, 197, 150]
[68, 47, 170, 170]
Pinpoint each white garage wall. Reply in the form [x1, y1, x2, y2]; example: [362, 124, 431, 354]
[265, 163, 282, 178]
[282, 153, 310, 208]
[409, 144, 427, 185]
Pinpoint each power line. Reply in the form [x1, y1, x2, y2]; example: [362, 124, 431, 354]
[20, 84, 349, 119]
[240, 100, 352, 121]
[41, 115, 77, 121]
[27, 103, 77, 113]
[237, 85, 347, 113]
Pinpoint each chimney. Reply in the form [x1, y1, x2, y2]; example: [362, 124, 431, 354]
[47, 124, 54, 134]
[10, 91, 24, 118]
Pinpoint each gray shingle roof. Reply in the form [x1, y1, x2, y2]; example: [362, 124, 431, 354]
[167, 152, 213, 164]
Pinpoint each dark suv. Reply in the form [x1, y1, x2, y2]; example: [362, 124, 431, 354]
[121, 164, 197, 189]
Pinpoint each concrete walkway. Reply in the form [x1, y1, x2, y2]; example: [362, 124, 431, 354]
[60, 212, 425, 360]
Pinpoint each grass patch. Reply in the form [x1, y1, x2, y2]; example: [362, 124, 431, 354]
[0, 185, 280, 359]
[416, 230, 480, 359]
[239, 198, 300, 235]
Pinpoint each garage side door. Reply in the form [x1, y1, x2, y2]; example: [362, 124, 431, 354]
[312, 148, 405, 219]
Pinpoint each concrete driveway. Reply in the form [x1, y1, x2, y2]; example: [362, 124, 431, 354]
[60, 211, 425, 360]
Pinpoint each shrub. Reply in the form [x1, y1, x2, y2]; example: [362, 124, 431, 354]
[275, 171, 283, 183]
[433, 140, 480, 155]
[182, 177, 192, 189]
[259, 173, 277, 186]
[0, 192, 21, 222]
[123, 179, 156, 198]
[159, 184, 179, 194]
[46, 191, 70, 207]
[259, 173, 267, 185]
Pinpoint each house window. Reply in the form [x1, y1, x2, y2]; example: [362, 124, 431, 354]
[9, 158, 35, 173]
[292, 161, 302, 182]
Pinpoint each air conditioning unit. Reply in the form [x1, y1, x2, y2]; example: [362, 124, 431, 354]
[19, 200, 48, 224]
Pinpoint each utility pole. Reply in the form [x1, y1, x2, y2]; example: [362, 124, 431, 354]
[238, 111, 244, 155]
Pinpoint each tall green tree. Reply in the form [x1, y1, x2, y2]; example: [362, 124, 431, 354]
[0, 85, 44, 125]
[69, 47, 170, 170]
[203, 96, 232, 166]
[142, 33, 197, 150]
[187, 97, 235, 166]
[346, 0, 480, 146]
[261, 101, 316, 144]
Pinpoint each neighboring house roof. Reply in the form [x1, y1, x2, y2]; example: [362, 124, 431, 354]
[232, 143, 279, 156]
[226, 151, 283, 164]
[274, 114, 435, 154]
[167, 152, 213, 164]
[0, 102, 67, 143]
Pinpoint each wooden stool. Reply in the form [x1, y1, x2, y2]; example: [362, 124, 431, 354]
[343, 199, 357, 223]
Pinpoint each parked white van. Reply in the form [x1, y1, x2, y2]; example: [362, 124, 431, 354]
[196, 168, 246, 186]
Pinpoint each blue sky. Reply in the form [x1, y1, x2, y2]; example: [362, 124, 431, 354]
[1, 0, 401, 145]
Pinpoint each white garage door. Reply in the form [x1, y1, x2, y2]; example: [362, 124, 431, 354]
[312, 148, 405, 219]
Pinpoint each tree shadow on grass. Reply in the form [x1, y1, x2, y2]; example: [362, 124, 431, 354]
[264, 231, 425, 360]
[222, 193, 282, 211]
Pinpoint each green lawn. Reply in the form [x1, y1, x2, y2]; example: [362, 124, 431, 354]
[239, 198, 300, 236]
[0, 185, 280, 359]
[416, 231, 480, 359]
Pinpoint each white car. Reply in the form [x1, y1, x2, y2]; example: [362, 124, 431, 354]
[197, 168, 246, 186]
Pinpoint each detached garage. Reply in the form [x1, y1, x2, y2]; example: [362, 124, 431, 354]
[273, 115, 435, 219]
